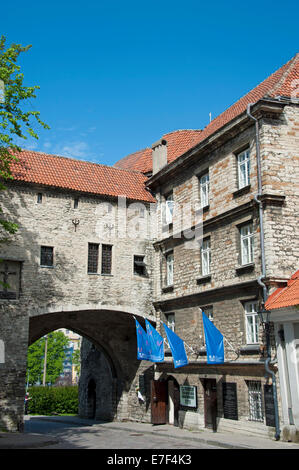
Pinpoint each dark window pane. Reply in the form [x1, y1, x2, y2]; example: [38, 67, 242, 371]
[41, 246, 53, 266]
[134, 255, 146, 276]
[101, 244, 112, 274]
[88, 243, 99, 273]
[37, 193, 43, 203]
[74, 198, 79, 209]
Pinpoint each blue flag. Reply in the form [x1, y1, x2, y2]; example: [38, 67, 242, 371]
[202, 311, 224, 364]
[163, 323, 188, 368]
[145, 320, 164, 362]
[135, 319, 151, 361]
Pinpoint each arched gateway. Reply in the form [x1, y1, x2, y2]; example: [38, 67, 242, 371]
[0, 156, 156, 432]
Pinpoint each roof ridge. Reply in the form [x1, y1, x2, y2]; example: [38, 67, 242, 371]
[203, 54, 297, 131]
[13, 149, 145, 176]
[267, 53, 299, 98]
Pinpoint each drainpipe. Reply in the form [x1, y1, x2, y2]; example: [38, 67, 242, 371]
[246, 104, 281, 440]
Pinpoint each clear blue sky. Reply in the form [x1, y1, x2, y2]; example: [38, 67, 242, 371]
[2, 0, 298, 166]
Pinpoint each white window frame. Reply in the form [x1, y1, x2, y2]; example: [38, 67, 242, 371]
[240, 223, 254, 265]
[200, 172, 209, 208]
[237, 148, 250, 189]
[166, 252, 174, 286]
[162, 193, 174, 225]
[166, 313, 175, 332]
[201, 238, 211, 276]
[245, 301, 259, 344]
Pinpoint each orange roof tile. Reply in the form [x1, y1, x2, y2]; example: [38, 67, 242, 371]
[114, 53, 299, 175]
[114, 130, 202, 174]
[9, 150, 156, 203]
[265, 270, 299, 310]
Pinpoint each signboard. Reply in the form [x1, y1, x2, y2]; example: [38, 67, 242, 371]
[180, 385, 197, 408]
[222, 382, 238, 420]
[264, 384, 275, 427]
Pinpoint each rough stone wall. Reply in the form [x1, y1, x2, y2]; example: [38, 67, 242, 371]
[260, 105, 299, 279]
[0, 183, 155, 431]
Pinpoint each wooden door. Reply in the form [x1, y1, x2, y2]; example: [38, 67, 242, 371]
[151, 380, 167, 425]
[204, 379, 217, 431]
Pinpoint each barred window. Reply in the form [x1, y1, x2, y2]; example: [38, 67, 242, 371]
[101, 244, 112, 275]
[247, 381, 264, 422]
[88, 243, 99, 273]
[40, 246, 54, 267]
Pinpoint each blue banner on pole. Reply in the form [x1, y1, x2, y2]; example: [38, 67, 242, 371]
[163, 323, 188, 368]
[145, 319, 164, 362]
[202, 311, 224, 364]
[135, 319, 151, 361]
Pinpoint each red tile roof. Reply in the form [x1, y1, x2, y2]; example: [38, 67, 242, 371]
[114, 53, 299, 175]
[114, 129, 202, 174]
[265, 270, 299, 310]
[9, 150, 156, 203]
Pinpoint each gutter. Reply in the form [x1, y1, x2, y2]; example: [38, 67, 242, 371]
[246, 104, 281, 441]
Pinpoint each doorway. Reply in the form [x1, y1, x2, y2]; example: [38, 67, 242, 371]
[167, 376, 180, 427]
[203, 379, 217, 431]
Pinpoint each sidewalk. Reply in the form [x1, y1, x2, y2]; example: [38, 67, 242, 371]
[1, 415, 299, 449]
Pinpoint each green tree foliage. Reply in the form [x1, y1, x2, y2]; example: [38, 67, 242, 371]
[72, 348, 81, 376]
[0, 35, 49, 240]
[27, 331, 70, 386]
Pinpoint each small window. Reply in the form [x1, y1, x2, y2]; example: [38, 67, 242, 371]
[88, 243, 99, 273]
[166, 251, 174, 286]
[166, 313, 175, 332]
[37, 193, 43, 204]
[240, 223, 254, 265]
[199, 172, 209, 208]
[237, 148, 250, 189]
[201, 238, 211, 276]
[202, 305, 213, 322]
[134, 255, 146, 276]
[101, 244, 112, 275]
[74, 198, 79, 209]
[162, 192, 174, 225]
[245, 301, 259, 344]
[40, 246, 54, 267]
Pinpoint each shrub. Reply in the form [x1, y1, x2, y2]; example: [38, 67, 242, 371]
[27, 386, 78, 415]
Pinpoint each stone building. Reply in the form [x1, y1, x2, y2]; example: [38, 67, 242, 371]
[0, 53, 298, 439]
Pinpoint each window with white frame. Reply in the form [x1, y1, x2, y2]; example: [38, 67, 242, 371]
[199, 172, 209, 208]
[201, 238, 211, 276]
[237, 148, 250, 189]
[166, 313, 175, 332]
[247, 381, 264, 422]
[162, 192, 174, 225]
[240, 223, 254, 265]
[166, 251, 174, 286]
[245, 301, 259, 344]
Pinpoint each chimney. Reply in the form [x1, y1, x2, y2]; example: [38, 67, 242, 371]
[152, 138, 167, 175]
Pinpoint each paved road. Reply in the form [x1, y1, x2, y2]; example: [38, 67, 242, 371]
[24, 417, 219, 449]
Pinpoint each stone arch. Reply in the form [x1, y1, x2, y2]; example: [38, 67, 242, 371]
[26, 307, 153, 423]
